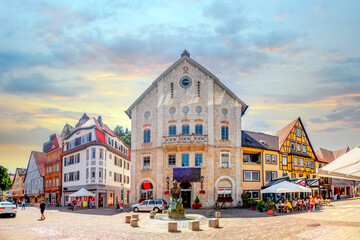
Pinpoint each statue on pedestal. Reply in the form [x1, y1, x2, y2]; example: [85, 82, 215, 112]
[168, 179, 185, 219]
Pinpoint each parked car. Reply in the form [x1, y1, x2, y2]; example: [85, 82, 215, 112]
[0, 201, 17, 217]
[131, 199, 168, 212]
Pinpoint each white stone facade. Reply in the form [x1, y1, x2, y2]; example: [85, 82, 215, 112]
[127, 53, 247, 207]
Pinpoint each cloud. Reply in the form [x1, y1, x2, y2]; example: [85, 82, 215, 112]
[0, 73, 91, 97]
[0, 126, 55, 146]
[310, 105, 360, 128]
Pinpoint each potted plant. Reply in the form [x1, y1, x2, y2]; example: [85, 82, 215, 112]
[164, 190, 169, 195]
[241, 191, 250, 208]
[265, 200, 275, 215]
[247, 199, 256, 210]
[199, 190, 206, 194]
[192, 196, 202, 209]
[256, 199, 265, 212]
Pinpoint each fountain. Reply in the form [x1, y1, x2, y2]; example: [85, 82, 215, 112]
[168, 179, 185, 219]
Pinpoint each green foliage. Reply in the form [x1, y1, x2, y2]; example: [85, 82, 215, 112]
[0, 165, 13, 191]
[194, 196, 200, 204]
[241, 191, 251, 202]
[247, 198, 256, 207]
[256, 199, 265, 211]
[113, 125, 131, 148]
[265, 200, 275, 210]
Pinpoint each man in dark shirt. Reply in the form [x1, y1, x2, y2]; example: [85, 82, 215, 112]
[40, 201, 46, 220]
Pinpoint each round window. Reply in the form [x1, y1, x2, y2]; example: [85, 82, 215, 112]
[169, 107, 176, 115]
[179, 76, 192, 89]
[144, 111, 150, 119]
[221, 108, 228, 115]
[182, 106, 189, 114]
[195, 106, 202, 114]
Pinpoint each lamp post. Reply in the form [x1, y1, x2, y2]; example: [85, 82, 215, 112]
[200, 176, 204, 189]
[166, 176, 170, 190]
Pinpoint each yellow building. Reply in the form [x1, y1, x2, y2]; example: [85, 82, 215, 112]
[241, 131, 281, 200]
[276, 117, 318, 180]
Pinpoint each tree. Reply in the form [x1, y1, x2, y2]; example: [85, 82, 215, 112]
[0, 165, 13, 191]
[113, 125, 125, 137]
[113, 125, 131, 148]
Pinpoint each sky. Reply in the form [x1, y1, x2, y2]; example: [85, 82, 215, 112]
[0, 0, 359, 173]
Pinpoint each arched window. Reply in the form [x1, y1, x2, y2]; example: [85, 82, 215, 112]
[169, 125, 176, 136]
[140, 182, 153, 200]
[218, 179, 232, 199]
[221, 126, 229, 140]
[195, 124, 203, 135]
[182, 125, 190, 135]
[143, 129, 151, 143]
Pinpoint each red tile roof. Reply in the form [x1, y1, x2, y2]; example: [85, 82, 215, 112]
[276, 117, 299, 149]
[316, 147, 350, 164]
[32, 151, 47, 177]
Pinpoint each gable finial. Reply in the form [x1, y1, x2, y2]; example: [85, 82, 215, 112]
[181, 49, 190, 58]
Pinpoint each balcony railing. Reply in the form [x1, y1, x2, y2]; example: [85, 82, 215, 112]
[163, 135, 208, 144]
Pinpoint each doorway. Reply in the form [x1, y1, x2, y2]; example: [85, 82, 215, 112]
[180, 182, 192, 208]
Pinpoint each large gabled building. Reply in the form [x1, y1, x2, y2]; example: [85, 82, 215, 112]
[277, 117, 318, 180]
[61, 114, 131, 207]
[12, 168, 26, 202]
[126, 51, 248, 207]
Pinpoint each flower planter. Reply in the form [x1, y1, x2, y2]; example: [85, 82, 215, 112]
[267, 209, 273, 215]
[164, 190, 169, 195]
[192, 203, 202, 209]
[199, 190, 206, 194]
[217, 198, 233, 203]
[250, 206, 256, 210]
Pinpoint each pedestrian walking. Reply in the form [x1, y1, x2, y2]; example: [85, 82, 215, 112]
[40, 201, 46, 220]
[21, 199, 26, 210]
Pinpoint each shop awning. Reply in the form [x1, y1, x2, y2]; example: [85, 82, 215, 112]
[318, 145, 360, 181]
[261, 181, 311, 194]
[70, 188, 95, 197]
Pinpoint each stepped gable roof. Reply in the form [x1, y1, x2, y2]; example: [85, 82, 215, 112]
[243, 130, 279, 151]
[316, 146, 350, 164]
[32, 151, 47, 177]
[276, 117, 299, 149]
[125, 51, 248, 119]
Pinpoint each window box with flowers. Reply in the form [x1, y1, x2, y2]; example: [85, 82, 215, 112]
[216, 197, 233, 203]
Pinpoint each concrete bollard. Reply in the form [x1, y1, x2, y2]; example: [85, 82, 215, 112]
[168, 222, 177, 232]
[131, 214, 139, 220]
[150, 211, 156, 219]
[209, 218, 219, 228]
[207, 210, 215, 217]
[215, 212, 221, 218]
[125, 215, 131, 223]
[130, 218, 138, 227]
[189, 220, 200, 231]
[162, 210, 168, 214]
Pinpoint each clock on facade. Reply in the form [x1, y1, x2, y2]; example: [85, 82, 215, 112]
[179, 76, 192, 89]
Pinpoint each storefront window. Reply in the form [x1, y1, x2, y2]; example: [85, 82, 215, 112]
[140, 182, 153, 200]
[218, 179, 232, 198]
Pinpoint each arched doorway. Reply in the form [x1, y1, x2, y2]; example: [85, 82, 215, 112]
[140, 182, 153, 200]
[180, 182, 192, 208]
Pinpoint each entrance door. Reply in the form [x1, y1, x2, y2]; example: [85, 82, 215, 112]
[180, 182, 192, 208]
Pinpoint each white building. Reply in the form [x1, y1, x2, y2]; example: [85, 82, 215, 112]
[126, 51, 247, 207]
[61, 114, 131, 207]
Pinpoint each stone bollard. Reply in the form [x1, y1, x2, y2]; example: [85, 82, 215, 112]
[189, 220, 200, 231]
[125, 215, 131, 223]
[130, 218, 138, 227]
[150, 211, 156, 219]
[162, 210, 168, 214]
[209, 218, 219, 228]
[131, 214, 139, 220]
[168, 222, 177, 232]
[207, 210, 215, 217]
[215, 212, 221, 218]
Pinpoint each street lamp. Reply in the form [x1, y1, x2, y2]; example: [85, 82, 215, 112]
[200, 176, 204, 189]
[166, 176, 170, 190]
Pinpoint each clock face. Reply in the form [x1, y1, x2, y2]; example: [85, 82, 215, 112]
[179, 76, 192, 89]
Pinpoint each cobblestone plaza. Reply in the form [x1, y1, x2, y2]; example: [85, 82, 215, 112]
[1, 199, 359, 240]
